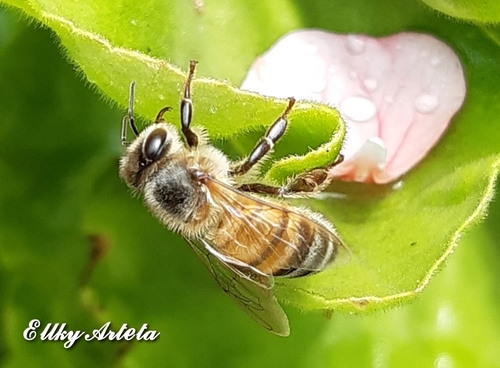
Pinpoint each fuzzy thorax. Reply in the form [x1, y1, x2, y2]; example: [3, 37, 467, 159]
[119, 122, 232, 238]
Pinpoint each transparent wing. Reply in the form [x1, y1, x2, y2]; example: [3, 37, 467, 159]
[198, 235, 275, 289]
[184, 236, 290, 337]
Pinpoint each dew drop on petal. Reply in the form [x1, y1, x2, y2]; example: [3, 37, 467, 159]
[345, 35, 365, 55]
[239, 30, 467, 184]
[414, 93, 439, 114]
[340, 96, 377, 122]
[430, 56, 442, 67]
[363, 79, 378, 92]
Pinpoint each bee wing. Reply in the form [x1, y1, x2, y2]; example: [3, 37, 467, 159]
[197, 235, 275, 289]
[205, 177, 349, 274]
[184, 236, 290, 336]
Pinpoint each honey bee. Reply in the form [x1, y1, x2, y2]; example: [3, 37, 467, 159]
[119, 61, 348, 336]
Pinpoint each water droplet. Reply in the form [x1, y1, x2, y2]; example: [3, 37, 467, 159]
[158, 94, 165, 100]
[363, 79, 377, 92]
[349, 70, 358, 80]
[434, 354, 454, 368]
[392, 181, 403, 190]
[430, 56, 441, 67]
[414, 93, 438, 114]
[345, 35, 365, 55]
[384, 95, 394, 104]
[340, 96, 376, 122]
[436, 305, 455, 332]
[131, 19, 138, 26]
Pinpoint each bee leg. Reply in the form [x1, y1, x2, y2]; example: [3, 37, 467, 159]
[283, 154, 344, 194]
[238, 154, 344, 197]
[180, 60, 199, 148]
[121, 81, 140, 146]
[231, 98, 295, 177]
[237, 183, 281, 196]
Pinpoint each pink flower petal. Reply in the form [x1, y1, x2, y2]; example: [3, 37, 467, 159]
[241, 31, 466, 184]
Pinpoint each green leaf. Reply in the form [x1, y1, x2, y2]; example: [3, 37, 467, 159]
[305, 222, 500, 368]
[3, 0, 500, 313]
[278, 157, 498, 312]
[0, 20, 125, 366]
[420, 0, 500, 23]
[1, 0, 344, 184]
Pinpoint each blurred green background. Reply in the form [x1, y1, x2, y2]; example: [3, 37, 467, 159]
[1, 1, 500, 367]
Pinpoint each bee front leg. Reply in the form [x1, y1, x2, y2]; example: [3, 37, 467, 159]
[121, 81, 140, 146]
[180, 60, 199, 148]
[238, 154, 344, 197]
[230, 98, 295, 177]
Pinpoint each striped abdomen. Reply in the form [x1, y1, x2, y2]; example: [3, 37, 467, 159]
[206, 178, 341, 278]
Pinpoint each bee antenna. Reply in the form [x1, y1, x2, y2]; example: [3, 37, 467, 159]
[121, 81, 140, 146]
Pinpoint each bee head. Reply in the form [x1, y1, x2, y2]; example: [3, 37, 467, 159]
[119, 123, 183, 190]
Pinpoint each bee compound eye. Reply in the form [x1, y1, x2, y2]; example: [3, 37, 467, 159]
[143, 128, 169, 162]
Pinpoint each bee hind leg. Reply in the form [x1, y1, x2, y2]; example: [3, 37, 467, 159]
[238, 154, 344, 197]
[282, 154, 344, 194]
[230, 98, 295, 177]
